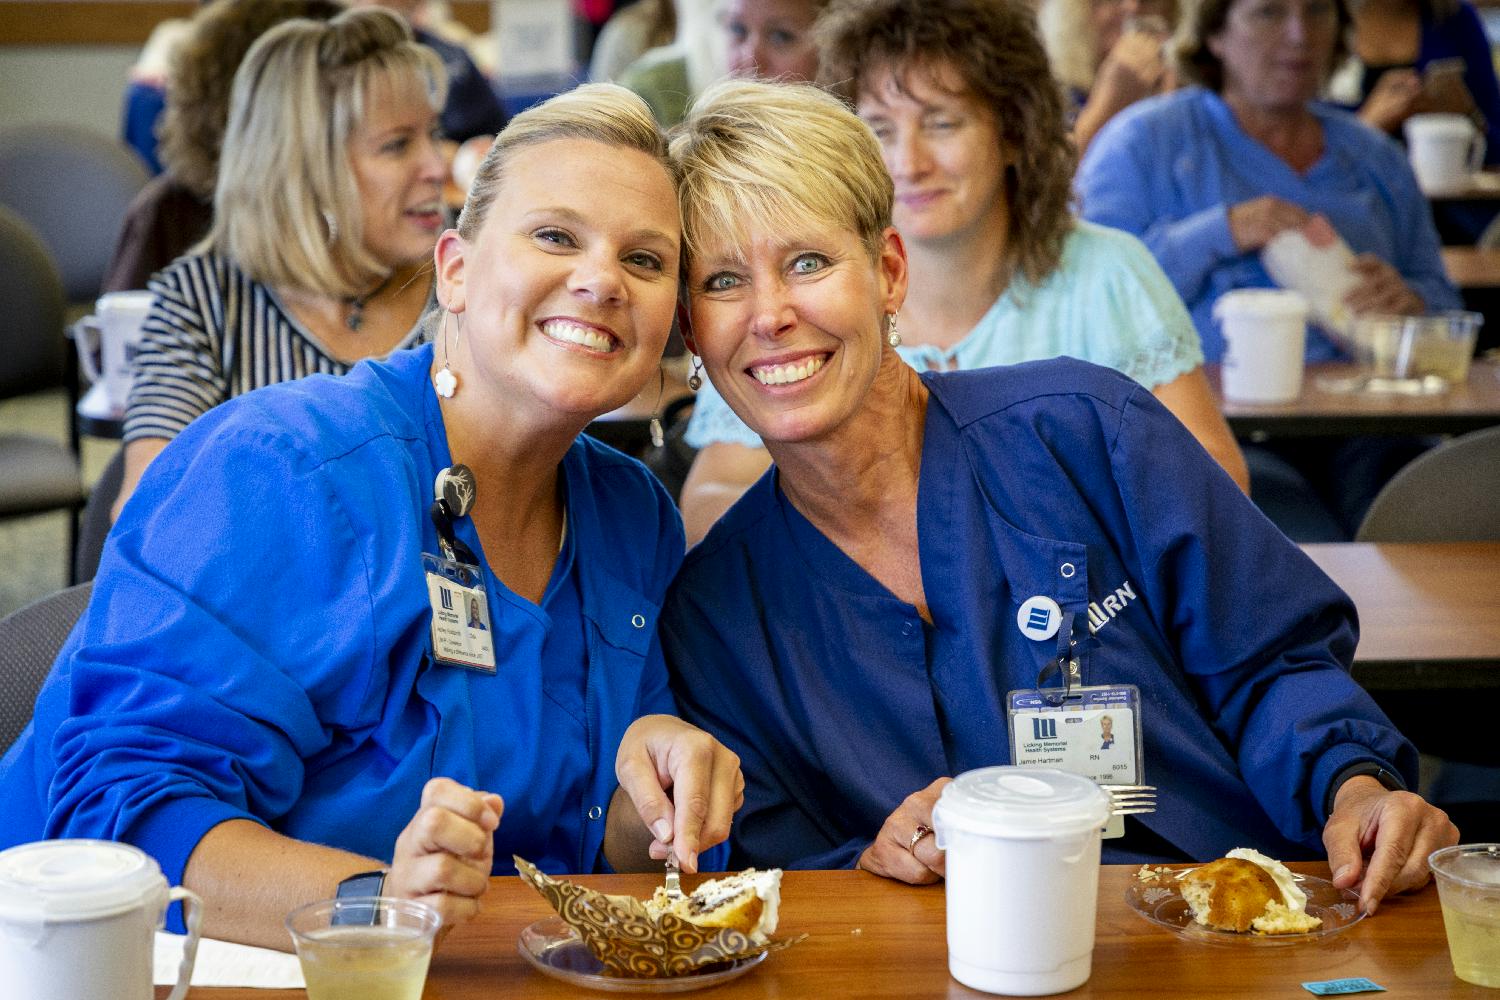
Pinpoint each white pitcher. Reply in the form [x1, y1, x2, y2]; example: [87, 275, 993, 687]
[1405, 113, 1487, 196]
[72, 290, 154, 413]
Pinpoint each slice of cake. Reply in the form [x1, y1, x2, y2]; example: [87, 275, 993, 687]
[646, 868, 782, 944]
[1180, 848, 1322, 935]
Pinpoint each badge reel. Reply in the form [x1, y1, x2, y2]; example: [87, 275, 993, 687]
[1005, 601, 1144, 839]
[423, 465, 496, 673]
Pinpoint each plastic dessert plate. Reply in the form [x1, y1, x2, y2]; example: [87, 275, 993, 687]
[1125, 864, 1366, 946]
[518, 917, 769, 993]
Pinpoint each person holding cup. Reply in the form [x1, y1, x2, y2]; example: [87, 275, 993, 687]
[0, 83, 741, 950]
[113, 8, 446, 520]
[660, 78, 1455, 915]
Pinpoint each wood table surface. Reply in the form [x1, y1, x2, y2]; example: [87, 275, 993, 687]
[1442, 246, 1500, 289]
[1210, 359, 1500, 438]
[165, 864, 1489, 998]
[1302, 542, 1500, 689]
[1428, 170, 1500, 203]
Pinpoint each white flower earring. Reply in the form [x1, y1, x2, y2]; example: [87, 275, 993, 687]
[434, 309, 459, 398]
[886, 313, 902, 348]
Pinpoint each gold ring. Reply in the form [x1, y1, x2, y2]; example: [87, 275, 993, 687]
[907, 824, 934, 853]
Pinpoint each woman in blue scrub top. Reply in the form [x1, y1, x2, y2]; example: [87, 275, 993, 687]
[661, 79, 1455, 915]
[0, 84, 741, 950]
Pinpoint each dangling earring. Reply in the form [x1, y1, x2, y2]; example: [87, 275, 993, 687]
[686, 355, 704, 391]
[649, 368, 666, 448]
[322, 209, 338, 244]
[886, 313, 902, 348]
[434, 309, 459, 398]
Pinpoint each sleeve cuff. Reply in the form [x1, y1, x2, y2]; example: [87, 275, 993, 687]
[125, 798, 265, 933]
[1175, 203, 1240, 265]
[1313, 747, 1408, 823]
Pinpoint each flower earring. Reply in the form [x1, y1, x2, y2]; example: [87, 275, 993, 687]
[687, 355, 704, 391]
[649, 368, 666, 448]
[887, 313, 902, 348]
[434, 309, 459, 398]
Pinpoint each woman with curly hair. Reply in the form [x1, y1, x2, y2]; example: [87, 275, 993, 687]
[103, 0, 343, 294]
[675, 0, 1246, 544]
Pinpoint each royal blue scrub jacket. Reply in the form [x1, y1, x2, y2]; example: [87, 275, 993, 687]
[662, 359, 1416, 870]
[0, 344, 697, 887]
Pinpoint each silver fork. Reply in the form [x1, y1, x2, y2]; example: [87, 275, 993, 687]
[1107, 785, 1157, 816]
[663, 850, 684, 901]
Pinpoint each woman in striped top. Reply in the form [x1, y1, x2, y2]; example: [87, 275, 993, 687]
[116, 8, 448, 517]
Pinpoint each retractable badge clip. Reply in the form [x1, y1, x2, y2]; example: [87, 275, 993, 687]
[1034, 609, 1084, 706]
[430, 464, 479, 568]
[424, 463, 495, 672]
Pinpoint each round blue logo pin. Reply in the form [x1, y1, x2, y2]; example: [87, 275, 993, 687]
[1017, 596, 1062, 641]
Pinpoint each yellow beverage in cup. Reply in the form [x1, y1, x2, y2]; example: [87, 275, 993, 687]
[297, 925, 433, 1000]
[287, 897, 441, 1000]
[1431, 845, 1500, 989]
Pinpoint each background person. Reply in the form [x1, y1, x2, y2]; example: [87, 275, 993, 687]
[114, 9, 446, 519]
[677, 0, 1246, 545]
[103, 0, 344, 296]
[0, 83, 740, 951]
[661, 79, 1456, 911]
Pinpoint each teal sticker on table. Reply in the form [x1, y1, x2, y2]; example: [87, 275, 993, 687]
[1302, 978, 1386, 995]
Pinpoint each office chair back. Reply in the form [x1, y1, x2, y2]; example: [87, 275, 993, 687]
[0, 207, 67, 399]
[0, 583, 91, 754]
[1356, 425, 1500, 541]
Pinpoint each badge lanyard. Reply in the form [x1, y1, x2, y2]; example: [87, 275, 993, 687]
[1005, 595, 1144, 839]
[423, 464, 497, 673]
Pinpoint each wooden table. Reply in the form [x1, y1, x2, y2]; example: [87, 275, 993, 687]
[1303, 542, 1500, 690]
[169, 865, 1489, 998]
[1442, 246, 1500, 289]
[1211, 359, 1500, 438]
[1428, 169, 1500, 202]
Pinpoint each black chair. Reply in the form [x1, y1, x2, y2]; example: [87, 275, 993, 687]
[0, 123, 149, 307]
[1355, 425, 1500, 542]
[74, 447, 126, 585]
[0, 207, 87, 578]
[0, 583, 92, 753]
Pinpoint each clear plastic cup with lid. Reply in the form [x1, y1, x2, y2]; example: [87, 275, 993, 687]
[932, 767, 1112, 996]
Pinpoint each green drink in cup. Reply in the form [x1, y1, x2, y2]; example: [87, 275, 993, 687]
[1430, 844, 1500, 989]
[286, 897, 441, 1000]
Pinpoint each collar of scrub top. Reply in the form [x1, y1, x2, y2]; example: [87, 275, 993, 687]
[431, 464, 480, 567]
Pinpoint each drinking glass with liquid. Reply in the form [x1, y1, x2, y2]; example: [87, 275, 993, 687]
[286, 896, 442, 1000]
[1430, 844, 1500, 989]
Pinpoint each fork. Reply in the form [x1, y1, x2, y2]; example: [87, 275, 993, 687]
[1107, 784, 1157, 816]
[663, 850, 684, 901]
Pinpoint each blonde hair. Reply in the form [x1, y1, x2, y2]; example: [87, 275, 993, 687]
[457, 83, 672, 241]
[1036, 0, 1099, 94]
[210, 7, 446, 298]
[669, 78, 893, 262]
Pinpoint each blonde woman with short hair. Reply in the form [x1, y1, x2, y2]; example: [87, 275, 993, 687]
[116, 8, 446, 518]
[3, 82, 741, 949]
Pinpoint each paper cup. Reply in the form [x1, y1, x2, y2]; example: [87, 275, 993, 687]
[1213, 289, 1308, 403]
[1406, 113, 1487, 196]
[932, 767, 1112, 995]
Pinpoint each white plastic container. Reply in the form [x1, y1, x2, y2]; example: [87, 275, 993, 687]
[1405, 113, 1486, 196]
[1213, 289, 1309, 404]
[0, 839, 201, 1000]
[932, 767, 1112, 996]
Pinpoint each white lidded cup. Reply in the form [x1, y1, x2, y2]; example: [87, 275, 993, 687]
[72, 290, 154, 413]
[1213, 289, 1309, 404]
[0, 839, 202, 1000]
[1405, 113, 1486, 196]
[932, 767, 1112, 996]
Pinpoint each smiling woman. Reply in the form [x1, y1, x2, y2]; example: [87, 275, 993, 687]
[112, 7, 449, 518]
[0, 83, 743, 951]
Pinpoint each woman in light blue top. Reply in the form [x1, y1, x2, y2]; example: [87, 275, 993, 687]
[676, 0, 1246, 544]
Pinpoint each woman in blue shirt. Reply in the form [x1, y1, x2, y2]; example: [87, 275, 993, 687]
[676, 0, 1247, 545]
[0, 84, 740, 950]
[662, 78, 1455, 913]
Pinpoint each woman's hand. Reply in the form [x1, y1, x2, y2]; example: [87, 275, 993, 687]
[1227, 196, 1312, 252]
[386, 778, 504, 927]
[858, 778, 952, 884]
[616, 714, 744, 873]
[1344, 254, 1424, 316]
[1322, 775, 1459, 915]
[1093, 30, 1170, 112]
[1359, 69, 1423, 134]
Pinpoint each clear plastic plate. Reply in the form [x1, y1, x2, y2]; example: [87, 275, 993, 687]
[1126, 864, 1366, 946]
[518, 917, 769, 993]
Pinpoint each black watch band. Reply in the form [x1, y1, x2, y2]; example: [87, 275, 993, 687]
[333, 869, 388, 926]
[1325, 762, 1406, 815]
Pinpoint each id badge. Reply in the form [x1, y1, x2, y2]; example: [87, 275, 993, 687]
[422, 552, 496, 673]
[1007, 684, 1144, 838]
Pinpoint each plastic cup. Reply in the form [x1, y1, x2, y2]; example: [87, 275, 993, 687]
[1213, 289, 1308, 403]
[1353, 311, 1482, 385]
[1430, 844, 1500, 989]
[286, 897, 441, 1000]
[932, 767, 1113, 996]
[0, 839, 202, 1000]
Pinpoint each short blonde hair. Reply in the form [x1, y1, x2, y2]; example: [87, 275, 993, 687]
[210, 7, 446, 298]
[457, 83, 672, 241]
[670, 79, 893, 262]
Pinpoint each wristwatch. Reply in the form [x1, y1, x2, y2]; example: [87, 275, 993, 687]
[332, 869, 388, 926]
[1325, 762, 1406, 814]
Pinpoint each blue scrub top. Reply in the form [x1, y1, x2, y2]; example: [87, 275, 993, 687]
[0, 344, 690, 887]
[663, 359, 1416, 870]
